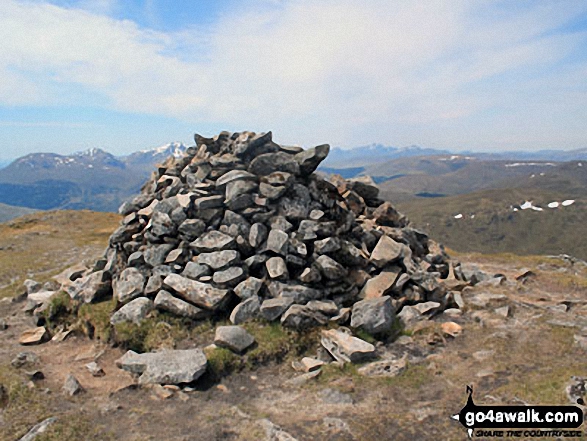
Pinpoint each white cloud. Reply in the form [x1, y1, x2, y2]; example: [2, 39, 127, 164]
[0, 0, 586, 149]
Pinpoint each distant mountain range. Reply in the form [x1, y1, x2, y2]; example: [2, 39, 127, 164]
[322, 143, 587, 168]
[0, 142, 187, 212]
[0, 140, 586, 215]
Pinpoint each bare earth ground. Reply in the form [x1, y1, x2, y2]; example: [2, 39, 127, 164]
[0, 211, 586, 441]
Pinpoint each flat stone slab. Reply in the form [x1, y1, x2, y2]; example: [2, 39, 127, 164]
[116, 349, 208, 385]
[320, 329, 376, 363]
[19, 327, 50, 345]
[163, 274, 231, 310]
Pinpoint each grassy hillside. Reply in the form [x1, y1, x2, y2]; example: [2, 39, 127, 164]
[396, 187, 586, 259]
[0, 210, 120, 299]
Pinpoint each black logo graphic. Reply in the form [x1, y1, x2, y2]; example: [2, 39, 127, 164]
[451, 386, 584, 438]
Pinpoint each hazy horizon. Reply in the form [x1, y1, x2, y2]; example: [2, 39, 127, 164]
[1, 1, 586, 160]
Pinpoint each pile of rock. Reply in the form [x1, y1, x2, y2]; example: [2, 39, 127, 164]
[63, 130, 452, 337]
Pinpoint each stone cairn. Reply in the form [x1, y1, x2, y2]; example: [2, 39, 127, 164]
[53, 131, 460, 383]
[67, 130, 452, 333]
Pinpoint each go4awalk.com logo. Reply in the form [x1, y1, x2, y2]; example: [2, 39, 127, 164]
[451, 386, 584, 438]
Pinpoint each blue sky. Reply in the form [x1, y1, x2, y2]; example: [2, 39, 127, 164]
[1, 0, 587, 160]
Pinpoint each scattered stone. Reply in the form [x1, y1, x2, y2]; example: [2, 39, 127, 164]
[110, 297, 153, 325]
[358, 356, 407, 377]
[299, 357, 324, 372]
[116, 349, 207, 384]
[259, 418, 300, 441]
[413, 301, 441, 315]
[494, 306, 511, 317]
[62, 374, 84, 396]
[214, 326, 255, 353]
[86, 362, 105, 377]
[319, 388, 353, 405]
[19, 417, 58, 441]
[320, 329, 376, 363]
[12, 352, 40, 368]
[19, 327, 50, 345]
[284, 370, 322, 387]
[0, 319, 7, 330]
[441, 321, 463, 337]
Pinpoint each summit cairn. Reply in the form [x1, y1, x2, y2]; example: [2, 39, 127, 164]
[64, 130, 451, 376]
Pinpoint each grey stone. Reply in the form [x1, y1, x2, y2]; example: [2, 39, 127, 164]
[11, 351, 39, 368]
[454, 264, 489, 285]
[85, 361, 105, 377]
[248, 152, 300, 176]
[330, 307, 351, 324]
[178, 219, 206, 241]
[370, 235, 403, 267]
[116, 349, 207, 385]
[163, 274, 231, 310]
[154, 290, 208, 319]
[191, 231, 235, 252]
[359, 268, 401, 299]
[113, 268, 145, 303]
[266, 257, 289, 279]
[150, 212, 175, 237]
[315, 255, 347, 280]
[144, 275, 163, 296]
[144, 244, 176, 267]
[212, 266, 246, 287]
[260, 297, 294, 321]
[127, 251, 145, 267]
[225, 180, 258, 201]
[181, 262, 211, 280]
[259, 183, 287, 200]
[306, 300, 338, 315]
[249, 223, 268, 248]
[65, 270, 111, 303]
[351, 296, 395, 335]
[294, 144, 330, 176]
[265, 229, 289, 255]
[62, 373, 84, 396]
[268, 216, 293, 232]
[314, 237, 341, 255]
[24, 279, 42, 295]
[281, 305, 328, 330]
[194, 195, 224, 209]
[299, 267, 321, 284]
[215, 169, 257, 188]
[110, 297, 153, 325]
[397, 305, 421, 327]
[320, 329, 376, 363]
[267, 281, 321, 303]
[214, 325, 255, 353]
[413, 301, 441, 315]
[234, 277, 263, 299]
[197, 250, 240, 270]
[347, 176, 379, 200]
[229, 295, 261, 324]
